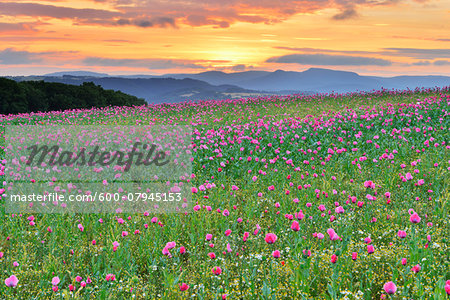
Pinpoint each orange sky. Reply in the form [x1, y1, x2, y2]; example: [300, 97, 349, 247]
[0, 0, 449, 76]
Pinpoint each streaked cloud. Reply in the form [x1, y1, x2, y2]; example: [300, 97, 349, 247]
[1, 2, 120, 20]
[411, 60, 431, 66]
[0, 48, 44, 64]
[82, 57, 207, 70]
[273, 46, 379, 55]
[433, 60, 450, 66]
[266, 54, 392, 66]
[383, 48, 450, 59]
[332, 7, 358, 20]
[0, 0, 412, 28]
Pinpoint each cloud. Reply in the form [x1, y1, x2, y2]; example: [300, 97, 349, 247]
[0, 48, 79, 65]
[266, 54, 392, 66]
[82, 57, 206, 70]
[0, 22, 41, 33]
[383, 48, 450, 59]
[1, 2, 120, 20]
[273, 46, 450, 63]
[433, 60, 450, 66]
[0, 48, 43, 64]
[230, 64, 247, 71]
[273, 46, 378, 55]
[0, 0, 406, 28]
[411, 60, 431, 66]
[332, 6, 358, 20]
[185, 15, 230, 28]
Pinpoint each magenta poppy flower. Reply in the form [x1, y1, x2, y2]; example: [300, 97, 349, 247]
[411, 264, 421, 273]
[383, 281, 397, 294]
[265, 233, 277, 244]
[5, 275, 18, 287]
[291, 221, 300, 231]
[105, 274, 116, 281]
[410, 213, 421, 223]
[212, 266, 222, 275]
[51, 276, 60, 286]
[397, 230, 407, 238]
[331, 254, 337, 264]
[179, 283, 189, 291]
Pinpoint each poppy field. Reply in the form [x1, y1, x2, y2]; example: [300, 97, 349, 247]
[0, 87, 449, 299]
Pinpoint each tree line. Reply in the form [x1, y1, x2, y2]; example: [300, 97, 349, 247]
[0, 78, 146, 114]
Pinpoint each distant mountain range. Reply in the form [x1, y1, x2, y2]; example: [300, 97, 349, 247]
[7, 68, 450, 103]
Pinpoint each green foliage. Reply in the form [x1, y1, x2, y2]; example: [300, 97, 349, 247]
[0, 78, 146, 114]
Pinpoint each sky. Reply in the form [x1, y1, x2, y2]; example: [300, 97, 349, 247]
[0, 0, 449, 76]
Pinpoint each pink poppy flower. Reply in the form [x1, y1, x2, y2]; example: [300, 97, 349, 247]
[212, 266, 222, 275]
[410, 213, 421, 223]
[411, 264, 421, 273]
[51, 276, 60, 286]
[383, 281, 397, 294]
[105, 274, 116, 281]
[265, 233, 277, 244]
[291, 221, 300, 231]
[397, 230, 407, 238]
[331, 254, 337, 264]
[5, 275, 18, 287]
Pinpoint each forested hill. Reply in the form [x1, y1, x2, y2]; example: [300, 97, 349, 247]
[0, 78, 146, 114]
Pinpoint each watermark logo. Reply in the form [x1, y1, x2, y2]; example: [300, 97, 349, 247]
[4, 125, 193, 214]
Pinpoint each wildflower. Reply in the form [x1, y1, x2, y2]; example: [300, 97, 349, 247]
[411, 264, 421, 273]
[383, 281, 397, 294]
[4, 275, 18, 287]
[105, 274, 116, 281]
[180, 283, 189, 291]
[212, 266, 222, 275]
[410, 213, 421, 223]
[291, 221, 300, 231]
[52, 276, 60, 286]
[397, 230, 407, 238]
[265, 233, 277, 244]
[331, 254, 337, 264]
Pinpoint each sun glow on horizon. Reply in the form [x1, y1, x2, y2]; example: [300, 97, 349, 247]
[0, 0, 449, 76]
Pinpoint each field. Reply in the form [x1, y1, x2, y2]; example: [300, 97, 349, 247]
[0, 87, 449, 299]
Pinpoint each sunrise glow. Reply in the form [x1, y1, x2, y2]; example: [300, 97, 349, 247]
[0, 0, 449, 76]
